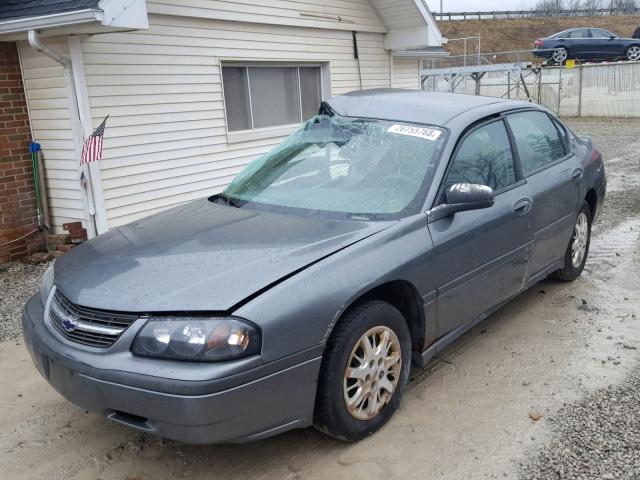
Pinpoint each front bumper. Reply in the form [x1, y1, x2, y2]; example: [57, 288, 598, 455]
[22, 295, 321, 444]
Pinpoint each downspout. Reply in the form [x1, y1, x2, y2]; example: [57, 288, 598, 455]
[27, 30, 97, 238]
[27, 30, 68, 66]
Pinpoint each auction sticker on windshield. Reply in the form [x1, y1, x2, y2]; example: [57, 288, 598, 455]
[387, 124, 442, 141]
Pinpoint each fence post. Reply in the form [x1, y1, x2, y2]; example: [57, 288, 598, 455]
[556, 67, 562, 115]
[577, 64, 583, 117]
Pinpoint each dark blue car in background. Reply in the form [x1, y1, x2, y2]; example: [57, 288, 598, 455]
[534, 28, 640, 64]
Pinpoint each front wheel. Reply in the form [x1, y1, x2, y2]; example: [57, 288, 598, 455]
[626, 45, 640, 62]
[551, 202, 591, 282]
[314, 300, 411, 441]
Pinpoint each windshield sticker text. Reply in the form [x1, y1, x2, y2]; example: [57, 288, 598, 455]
[387, 125, 442, 141]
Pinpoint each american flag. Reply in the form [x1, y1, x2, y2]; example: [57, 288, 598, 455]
[80, 116, 108, 165]
[80, 171, 87, 188]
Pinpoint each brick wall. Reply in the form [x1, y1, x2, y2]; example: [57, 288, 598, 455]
[0, 42, 44, 264]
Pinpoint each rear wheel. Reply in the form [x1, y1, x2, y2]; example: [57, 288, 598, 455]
[626, 45, 640, 61]
[314, 300, 411, 441]
[551, 47, 569, 65]
[551, 202, 591, 282]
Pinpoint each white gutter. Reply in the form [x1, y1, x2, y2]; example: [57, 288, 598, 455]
[392, 48, 450, 58]
[0, 9, 103, 35]
[27, 30, 98, 238]
[27, 30, 70, 66]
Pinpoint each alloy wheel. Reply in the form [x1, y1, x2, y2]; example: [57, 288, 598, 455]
[627, 46, 640, 61]
[343, 326, 402, 421]
[552, 48, 568, 64]
[571, 212, 589, 268]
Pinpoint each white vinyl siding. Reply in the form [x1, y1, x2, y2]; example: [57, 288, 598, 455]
[391, 58, 421, 89]
[79, 13, 392, 227]
[147, 0, 385, 33]
[17, 40, 85, 232]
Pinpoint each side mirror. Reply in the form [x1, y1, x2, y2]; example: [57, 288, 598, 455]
[428, 183, 495, 223]
[609, 35, 616, 39]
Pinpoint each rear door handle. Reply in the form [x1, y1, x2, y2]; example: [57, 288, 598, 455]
[572, 168, 584, 183]
[513, 198, 532, 215]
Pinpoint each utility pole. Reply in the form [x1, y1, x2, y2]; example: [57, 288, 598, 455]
[440, 0, 444, 14]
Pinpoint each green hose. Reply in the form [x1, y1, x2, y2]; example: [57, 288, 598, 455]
[29, 142, 42, 227]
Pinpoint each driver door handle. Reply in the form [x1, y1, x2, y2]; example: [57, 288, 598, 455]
[572, 168, 584, 183]
[513, 198, 532, 216]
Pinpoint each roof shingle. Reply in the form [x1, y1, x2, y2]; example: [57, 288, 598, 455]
[0, 0, 101, 22]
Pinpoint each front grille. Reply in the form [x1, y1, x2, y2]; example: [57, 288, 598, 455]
[48, 289, 139, 348]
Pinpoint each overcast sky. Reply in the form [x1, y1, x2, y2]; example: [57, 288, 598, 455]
[425, 0, 534, 12]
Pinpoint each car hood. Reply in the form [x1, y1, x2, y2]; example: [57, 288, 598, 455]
[54, 199, 392, 312]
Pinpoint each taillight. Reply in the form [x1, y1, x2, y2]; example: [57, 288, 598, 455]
[534, 39, 543, 47]
[591, 149, 601, 162]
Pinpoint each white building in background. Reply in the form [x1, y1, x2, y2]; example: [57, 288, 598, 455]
[0, 0, 445, 235]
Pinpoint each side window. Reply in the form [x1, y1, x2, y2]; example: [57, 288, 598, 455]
[443, 120, 516, 196]
[568, 29, 590, 39]
[590, 29, 614, 39]
[506, 111, 566, 176]
[550, 117, 569, 151]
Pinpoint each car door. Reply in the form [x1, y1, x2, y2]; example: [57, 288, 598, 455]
[504, 111, 582, 281]
[565, 29, 593, 59]
[589, 29, 626, 59]
[429, 119, 533, 338]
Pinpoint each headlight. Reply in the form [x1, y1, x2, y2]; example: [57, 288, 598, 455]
[131, 316, 260, 362]
[40, 263, 55, 306]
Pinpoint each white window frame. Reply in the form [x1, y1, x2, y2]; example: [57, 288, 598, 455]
[220, 61, 329, 144]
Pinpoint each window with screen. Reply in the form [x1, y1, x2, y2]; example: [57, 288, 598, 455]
[222, 65, 322, 132]
[506, 111, 567, 176]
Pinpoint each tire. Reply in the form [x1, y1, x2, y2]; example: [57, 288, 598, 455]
[551, 47, 569, 65]
[551, 201, 592, 282]
[314, 300, 412, 442]
[626, 45, 640, 62]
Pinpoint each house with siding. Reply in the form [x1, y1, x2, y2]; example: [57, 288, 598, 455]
[0, 0, 444, 239]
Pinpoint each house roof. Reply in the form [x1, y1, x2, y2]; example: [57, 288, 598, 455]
[0, 0, 147, 37]
[0, 0, 100, 21]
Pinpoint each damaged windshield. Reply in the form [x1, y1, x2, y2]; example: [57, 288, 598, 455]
[221, 115, 446, 218]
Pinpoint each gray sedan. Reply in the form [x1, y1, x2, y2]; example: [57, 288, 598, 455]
[22, 90, 606, 444]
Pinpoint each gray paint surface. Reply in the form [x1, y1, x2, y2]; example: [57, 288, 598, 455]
[22, 90, 606, 444]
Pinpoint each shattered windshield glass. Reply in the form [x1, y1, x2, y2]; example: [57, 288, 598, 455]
[222, 115, 446, 218]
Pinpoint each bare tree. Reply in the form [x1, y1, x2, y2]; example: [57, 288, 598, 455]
[534, 0, 565, 10]
[533, 0, 638, 10]
[582, 0, 604, 9]
[610, 0, 639, 9]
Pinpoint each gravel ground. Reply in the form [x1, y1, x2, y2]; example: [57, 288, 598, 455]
[519, 368, 640, 479]
[565, 118, 640, 232]
[518, 118, 640, 480]
[0, 261, 50, 342]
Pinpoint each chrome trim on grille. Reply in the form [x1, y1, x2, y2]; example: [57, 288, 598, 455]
[48, 288, 139, 348]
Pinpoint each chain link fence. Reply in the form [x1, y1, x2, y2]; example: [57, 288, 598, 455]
[422, 61, 640, 118]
